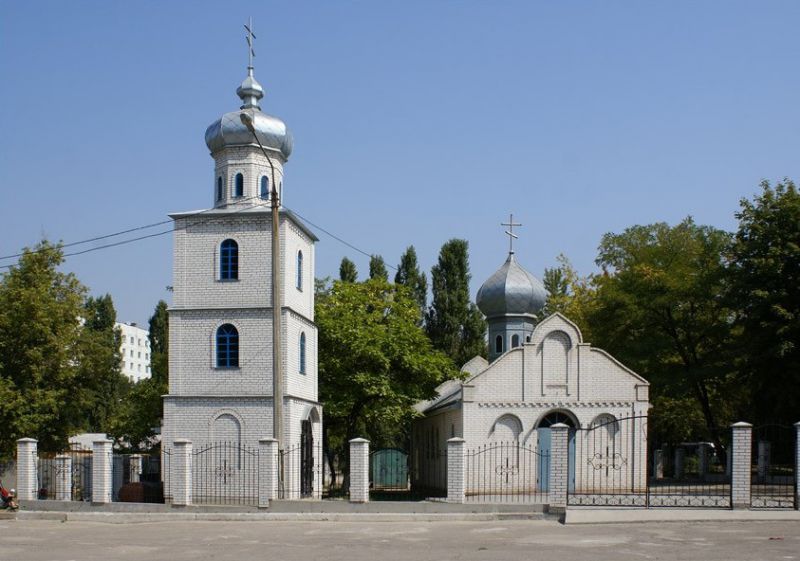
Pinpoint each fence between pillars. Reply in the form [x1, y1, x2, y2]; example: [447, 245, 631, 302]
[567, 415, 733, 508]
[464, 441, 550, 504]
[36, 446, 93, 502]
[751, 424, 796, 509]
[190, 441, 259, 506]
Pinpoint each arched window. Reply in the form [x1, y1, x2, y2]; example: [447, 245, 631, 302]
[234, 173, 244, 197]
[260, 176, 269, 199]
[220, 239, 238, 280]
[216, 324, 239, 368]
[511, 334, 520, 348]
[495, 334, 503, 354]
[296, 250, 303, 290]
[299, 332, 306, 374]
[216, 177, 223, 201]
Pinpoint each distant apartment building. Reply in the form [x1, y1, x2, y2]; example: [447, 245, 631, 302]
[116, 322, 151, 382]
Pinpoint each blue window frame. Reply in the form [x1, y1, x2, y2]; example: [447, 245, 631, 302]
[296, 250, 303, 290]
[299, 332, 306, 374]
[216, 324, 239, 368]
[216, 177, 223, 201]
[234, 173, 244, 197]
[260, 176, 269, 199]
[220, 239, 238, 280]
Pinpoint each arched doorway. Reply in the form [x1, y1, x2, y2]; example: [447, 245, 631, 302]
[536, 410, 578, 492]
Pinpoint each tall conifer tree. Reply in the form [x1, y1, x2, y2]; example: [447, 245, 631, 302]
[339, 257, 358, 283]
[395, 246, 428, 318]
[426, 239, 486, 365]
[369, 255, 388, 281]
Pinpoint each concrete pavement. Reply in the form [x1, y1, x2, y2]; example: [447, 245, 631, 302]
[1, 518, 799, 561]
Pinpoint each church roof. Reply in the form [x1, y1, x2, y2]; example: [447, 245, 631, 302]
[476, 253, 547, 319]
[204, 61, 293, 160]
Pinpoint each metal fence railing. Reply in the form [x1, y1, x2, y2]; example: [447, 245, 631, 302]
[751, 424, 796, 509]
[465, 442, 549, 504]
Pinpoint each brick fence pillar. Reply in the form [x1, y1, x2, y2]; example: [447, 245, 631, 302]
[129, 454, 142, 484]
[549, 423, 570, 509]
[447, 438, 465, 504]
[172, 439, 192, 507]
[16, 438, 38, 501]
[55, 455, 72, 501]
[259, 438, 278, 507]
[92, 439, 113, 504]
[349, 438, 369, 503]
[795, 422, 800, 510]
[730, 422, 752, 510]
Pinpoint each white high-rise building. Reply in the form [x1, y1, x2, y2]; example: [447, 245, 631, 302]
[116, 322, 151, 383]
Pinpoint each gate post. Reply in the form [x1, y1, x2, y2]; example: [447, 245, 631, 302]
[129, 454, 142, 484]
[349, 438, 369, 503]
[172, 439, 192, 507]
[447, 438, 465, 504]
[55, 455, 72, 501]
[259, 438, 278, 507]
[794, 422, 800, 510]
[91, 439, 113, 504]
[549, 423, 570, 509]
[16, 438, 38, 501]
[730, 422, 752, 510]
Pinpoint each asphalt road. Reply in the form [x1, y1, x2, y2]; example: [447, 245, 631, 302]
[1, 519, 798, 561]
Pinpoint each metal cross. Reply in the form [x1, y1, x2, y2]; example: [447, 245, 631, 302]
[244, 17, 256, 69]
[501, 214, 522, 254]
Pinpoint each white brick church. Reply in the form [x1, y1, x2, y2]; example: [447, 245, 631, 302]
[413, 245, 650, 495]
[161, 49, 322, 498]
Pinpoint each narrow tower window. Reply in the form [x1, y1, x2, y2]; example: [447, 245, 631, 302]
[512, 334, 520, 348]
[216, 177, 223, 201]
[234, 173, 244, 197]
[260, 176, 269, 199]
[220, 239, 239, 280]
[299, 332, 306, 374]
[216, 324, 239, 368]
[495, 334, 503, 354]
[296, 250, 303, 290]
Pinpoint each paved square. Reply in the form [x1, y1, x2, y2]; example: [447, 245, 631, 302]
[1, 519, 798, 561]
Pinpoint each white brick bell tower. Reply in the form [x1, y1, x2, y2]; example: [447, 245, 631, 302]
[162, 22, 322, 499]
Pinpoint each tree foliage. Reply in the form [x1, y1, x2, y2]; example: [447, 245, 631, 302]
[586, 218, 736, 441]
[426, 239, 486, 365]
[394, 245, 428, 316]
[727, 180, 800, 424]
[542, 254, 597, 340]
[368, 255, 388, 281]
[317, 279, 457, 455]
[339, 257, 358, 283]
[0, 242, 124, 455]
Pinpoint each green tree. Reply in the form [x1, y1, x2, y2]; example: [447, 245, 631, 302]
[727, 180, 800, 424]
[77, 294, 126, 432]
[394, 246, 428, 317]
[109, 300, 169, 450]
[587, 218, 736, 443]
[368, 255, 388, 281]
[339, 257, 358, 283]
[541, 254, 597, 340]
[317, 279, 457, 460]
[426, 239, 486, 365]
[0, 241, 87, 454]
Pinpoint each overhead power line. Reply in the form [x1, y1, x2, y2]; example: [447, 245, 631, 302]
[0, 199, 396, 272]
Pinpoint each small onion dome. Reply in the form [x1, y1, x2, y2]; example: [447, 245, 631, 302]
[476, 253, 547, 319]
[204, 71, 293, 160]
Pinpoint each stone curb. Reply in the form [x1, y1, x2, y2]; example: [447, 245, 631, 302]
[565, 508, 800, 525]
[12, 511, 549, 524]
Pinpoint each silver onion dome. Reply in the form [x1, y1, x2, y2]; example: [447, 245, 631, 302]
[204, 70, 293, 160]
[476, 253, 547, 319]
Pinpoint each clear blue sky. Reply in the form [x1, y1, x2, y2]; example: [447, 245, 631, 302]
[2, 1, 798, 327]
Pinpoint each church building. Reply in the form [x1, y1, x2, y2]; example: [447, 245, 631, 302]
[161, 38, 322, 499]
[412, 232, 650, 496]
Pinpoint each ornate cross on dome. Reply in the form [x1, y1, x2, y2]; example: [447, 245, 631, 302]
[502, 214, 522, 254]
[244, 17, 256, 71]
